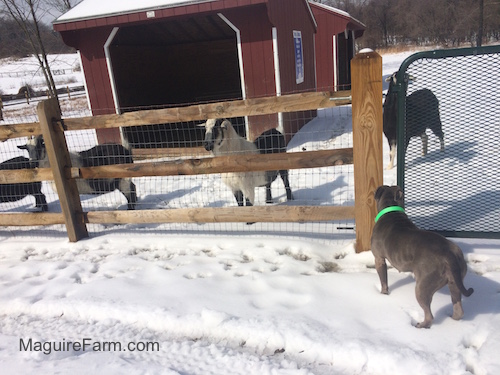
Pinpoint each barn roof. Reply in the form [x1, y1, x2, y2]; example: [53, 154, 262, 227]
[53, 0, 362, 33]
[308, 1, 365, 31]
[54, 0, 215, 24]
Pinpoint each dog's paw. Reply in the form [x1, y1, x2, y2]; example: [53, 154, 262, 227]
[415, 321, 432, 329]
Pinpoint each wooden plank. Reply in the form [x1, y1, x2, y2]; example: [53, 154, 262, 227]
[351, 50, 383, 253]
[0, 91, 351, 141]
[131, 146, 210, 160]
[85, 205, 355, 224]
[74, 148, 354, 179]
[62, 90, 352, 131]
[37, 98, 88, 242]
[0, 212, 65, 226]
[0, 167, 53, 184]
[0, 122, 41, 141]
[0, 205, 354, 227]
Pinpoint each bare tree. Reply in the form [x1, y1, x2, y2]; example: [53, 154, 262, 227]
[1, 0, 61, 103]
[311, 0, 500, 49]
[46, 0, 72, 12]
[477, 0, 484, 46]
[43, 0, 74, 20]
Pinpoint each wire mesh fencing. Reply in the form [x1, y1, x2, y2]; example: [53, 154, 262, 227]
[398, 45, 500, 238]
[0, 103, 355, 243]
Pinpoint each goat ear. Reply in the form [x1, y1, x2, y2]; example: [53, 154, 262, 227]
[386, 72, 397, 83]
[17, 145, 27, 150]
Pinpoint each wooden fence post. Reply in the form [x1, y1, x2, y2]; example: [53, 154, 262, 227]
[351, 49, 383, 253]
[37, 98, 88, 242]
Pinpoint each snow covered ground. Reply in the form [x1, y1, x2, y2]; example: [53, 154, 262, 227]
[0, 50, 499, 375]
[0, 54, 83, 96]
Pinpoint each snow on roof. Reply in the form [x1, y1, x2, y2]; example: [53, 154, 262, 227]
[55, 0, 218, 23]
[308, 1, 365, 28]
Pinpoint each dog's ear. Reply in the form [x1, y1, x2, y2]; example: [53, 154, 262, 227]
[394, 186, 404, 204]
[374, 185, 386, 201]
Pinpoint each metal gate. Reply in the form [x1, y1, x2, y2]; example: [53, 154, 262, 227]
[395, 45, 500, 238]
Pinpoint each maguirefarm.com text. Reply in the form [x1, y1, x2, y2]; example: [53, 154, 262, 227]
[20, 338, 160, 355]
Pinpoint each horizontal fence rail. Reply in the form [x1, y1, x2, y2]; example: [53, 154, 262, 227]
[0, 91, 352, 141]
[0, 148, 353, 183]
[0, 206, 356, 227]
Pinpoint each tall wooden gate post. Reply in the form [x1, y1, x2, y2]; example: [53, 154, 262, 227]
[351, 49, 383, 252]
[37, 98, 88, 242]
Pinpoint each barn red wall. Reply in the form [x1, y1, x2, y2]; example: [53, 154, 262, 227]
[267, 0, 317, 141]
[61, 27, 121, 143]
[222, 5, 279, 140]
[314, 11, 336, 91]
[55, 0, 322, 144]
[267, 0, 316, 95]
[311, 4, 360, 91]
[223, 5, 276, 98]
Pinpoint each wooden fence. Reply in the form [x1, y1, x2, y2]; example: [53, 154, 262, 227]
[0, 50, 383, 252]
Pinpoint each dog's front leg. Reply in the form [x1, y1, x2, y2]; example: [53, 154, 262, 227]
[375, 256, 390, 294]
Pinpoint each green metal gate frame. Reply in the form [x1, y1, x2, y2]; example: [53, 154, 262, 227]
[395, 44, 500, 239]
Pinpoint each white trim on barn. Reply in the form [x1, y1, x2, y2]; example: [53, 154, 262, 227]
[351, 30, 356, 56]
[218, 12, 251, 137]
[313, 29, 317, 92]
[104, 27, 120, 114]
[77, 50, 92, 113]
[272, 27, 284, 133]
[332, 35, 338, 91]
[218, 13, 246, 101]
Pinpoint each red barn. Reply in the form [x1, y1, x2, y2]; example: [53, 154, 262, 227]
[310, 1, 365, 91]
[53, 0, 364, 146]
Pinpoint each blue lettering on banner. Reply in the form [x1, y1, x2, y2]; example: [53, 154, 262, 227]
[293, 30, 304, 84]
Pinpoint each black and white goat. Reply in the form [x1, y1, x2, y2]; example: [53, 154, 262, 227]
[383, 72, 445, 169]
[202, 118, 293, 206]
[0, 156, 47, 211]
[19, 136, 137, 210]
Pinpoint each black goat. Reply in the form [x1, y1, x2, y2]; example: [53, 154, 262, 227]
[383, 72, 445, 169]
[254, 128, 294, 203]
[19, 136, 137, 210]
[0, 156, 47, 211]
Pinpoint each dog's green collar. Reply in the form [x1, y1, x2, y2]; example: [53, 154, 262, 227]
[375, 206, 405, 223]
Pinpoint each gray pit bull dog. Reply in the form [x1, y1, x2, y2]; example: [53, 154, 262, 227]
[371, 185, 474, 328]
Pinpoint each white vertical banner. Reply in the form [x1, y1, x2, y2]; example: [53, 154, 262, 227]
[293, 30, 304, 84]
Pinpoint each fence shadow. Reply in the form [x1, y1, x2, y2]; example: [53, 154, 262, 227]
[432, 271, 500, 324]
[410, 190, 500, 232]
[406, 140, 478, 168]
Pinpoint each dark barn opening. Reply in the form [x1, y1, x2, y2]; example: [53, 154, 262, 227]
[337, 31, 355, 90]
[109, 14, 244, 149]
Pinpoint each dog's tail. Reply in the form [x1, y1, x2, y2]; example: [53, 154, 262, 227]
[446, 252, 474, 297]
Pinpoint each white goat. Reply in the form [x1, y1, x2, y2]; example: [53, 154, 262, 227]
[19, 136, 137, 209]
[202, 118, 269, 206]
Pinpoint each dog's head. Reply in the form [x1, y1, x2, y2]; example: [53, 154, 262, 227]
[374, 185, 404, 211]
